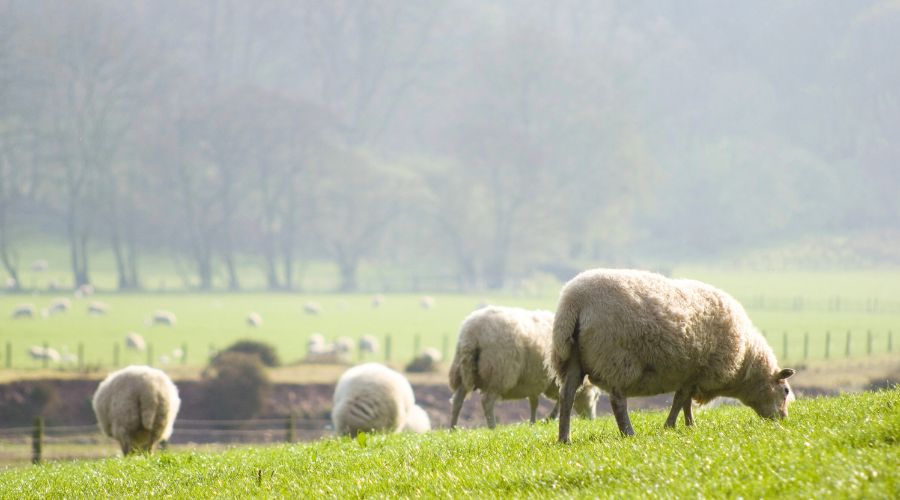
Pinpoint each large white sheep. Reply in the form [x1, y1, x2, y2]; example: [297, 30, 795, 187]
[404, 404, 432, 433]
[91, 365, 181, 455]
[11, 303, 36, 319]
[552, 268, 795, 443]
[332, 363, 429, 437]
[125, 332, 146, 352]
[449, 306, 600, 429]
[28, 345, 61, 363]
[359, 335, 379, 356]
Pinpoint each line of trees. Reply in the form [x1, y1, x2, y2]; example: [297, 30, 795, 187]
[1, 1, 897, 292]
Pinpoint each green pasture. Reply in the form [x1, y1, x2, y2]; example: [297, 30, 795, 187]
[1, 268, 900, 371]
[1, 388, 897, 497]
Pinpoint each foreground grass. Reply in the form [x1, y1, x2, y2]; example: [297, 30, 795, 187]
[1, 388, 897, 498]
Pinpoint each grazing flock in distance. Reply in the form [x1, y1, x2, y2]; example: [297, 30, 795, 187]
[7, 267, 796, 454]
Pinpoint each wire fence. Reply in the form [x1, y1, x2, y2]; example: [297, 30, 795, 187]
[0, 416, 332, 465]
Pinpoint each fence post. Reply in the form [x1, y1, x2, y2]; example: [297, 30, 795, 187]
[825, 331, 831, 359]
[442, 334, 449, 362]
[113, 343, 120, 368]
[413, 334, 421, 356]
[889, 331, 893, 353]
[77, 343, 84, 370]
[5, 341, 10, 369]
[384, 335, 392, 362]
[803, 332, 809, 360]
[32, 416, 43, 465]
[42, 341, 49, 369]
[286, 412, 296, 443]
[147, 344, 154, 367]
[782, 332, 788, 361]
[182, 342, 188, 365]
[866, 330, 873, 356]
[845, 330, 851, 358]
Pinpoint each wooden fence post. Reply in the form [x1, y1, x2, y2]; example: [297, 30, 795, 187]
[147, 344, 154, 367]
[825, 331, 831, 359]
[286, 412, 296, 443]
[113, 343, 120, 368]
[413, 334, 421, 356]
[77, 343, 84, 370]
[442, 334, 449, 362]
[867, 330, 873, 356]
[182, 342, 188, 365]
[5, 341, 10, 369]
[803, 332, 809, 360]
[845, 330, 851, 358]
[782, 332, 788, 361]
[384, 335, 392, 362]
[32, 416, 43, 465]
[889, 331, 893, 353]
[42, 341, 49, 369]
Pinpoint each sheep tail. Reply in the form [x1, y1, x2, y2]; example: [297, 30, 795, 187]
[449, 334, 478, 392]
[550, 299, 580, 383]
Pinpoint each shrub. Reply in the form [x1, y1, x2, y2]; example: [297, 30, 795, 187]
[202, 352, 271, 420]
[215, 339, 280, 367]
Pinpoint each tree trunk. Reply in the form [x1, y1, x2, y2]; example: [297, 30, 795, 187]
[337, 249, 359, 292]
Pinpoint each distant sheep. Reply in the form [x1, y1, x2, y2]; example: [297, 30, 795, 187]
[303, 302, 321, 315]
[11, 303, 36, 319]
[419, 296, 435, 310]
[87, 301, 109, 315]
[307, 333, 326, 353]
[75, 283, 95, 298]
[149, 310, 177, 326]
[46, 297, 72, 316]
[91, 365, 181, 455]
[246, 312, 263, 327]
[334, 337, 354, 354]
[406, 347, 443, 373]
[332, 363, 429, 436]
[30, 259, 48, 272]
[4, 277, 16, 289]
[359, 335, 379, 355]
[371, 294, 385, 308]
[305, 334, 350, 363]
[125, 332, 146, 352]
[552, 269, 795, 443]
[449, 306, 599, 429]
[28, 345, 61, 363]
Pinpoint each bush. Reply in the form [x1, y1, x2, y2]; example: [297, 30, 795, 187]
[202, 352, 271, 420]
[215, 339, 280, 367]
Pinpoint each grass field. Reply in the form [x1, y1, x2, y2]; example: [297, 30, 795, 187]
[0, 388, 897, 497]
[2, 269, 899, 372]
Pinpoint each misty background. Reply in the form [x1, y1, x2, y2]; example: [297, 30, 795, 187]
[0, 0, 898, 293]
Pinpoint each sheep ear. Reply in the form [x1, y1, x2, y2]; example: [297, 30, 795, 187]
[776, 368, 795, 380]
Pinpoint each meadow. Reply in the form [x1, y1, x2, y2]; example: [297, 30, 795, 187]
[0, 387, 897, 497]
[2, 268, 900, 373]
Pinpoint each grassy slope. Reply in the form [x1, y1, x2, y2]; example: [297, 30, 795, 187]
[0, 389, 897, 498]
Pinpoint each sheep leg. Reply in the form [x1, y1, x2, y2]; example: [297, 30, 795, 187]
[528, 395, 539, 424]
[120, 439, 131, 456]
[609, 391, 635, 436]
[546, 400, 560, 420]
[450, 386, 467, 429]
[665, 388, 692, 428]
[557, 358, 584, 444]
[481, 392, 499, 429]
[682, 398, 694, 426]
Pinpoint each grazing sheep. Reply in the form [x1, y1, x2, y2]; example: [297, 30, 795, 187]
[332, 363, 428, 436]
[371, 294, 385, 308]
[419, 296, 435, 310]
[449, 306, 599, 429]
[87, 301, 109, 315]
[47, 297, 71, 315]
[246, 312, 263, 327]
[125, 332, 146, 352]
[303, 302, 321, 315]
[11, 303, 36, 319]
[334, 337, 354, 354]
[76, 283, 95, 297]
[5, 277, 16, 289]
[30, 259, 48, 272]
[307, 333, 326, 353]
[28, 345, 61, 363]
[149, 310, 177, 326]
[552, 268, 796, 443]
[91, 365, 181, 455]
[406, 347, 443, 373]
[404, 404, 432, 433]
[359, 335, 379, 355]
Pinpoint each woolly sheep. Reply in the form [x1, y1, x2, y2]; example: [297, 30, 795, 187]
[332, 363, 428, 436]
[149, 310, 177, 326]
[246, 312, 263, 327]
[31, 259, 48, 272]
[75, 283, 95, 298]
[88, 301, 109, 315]
[404, 404, 432, 433]
[359, 335, 379, 355]
[449, 306, 599, 429]
[125, 332, 146, 352]
[92, 365, 181, 455]
[11, 303, 36, 319]
[5, 277, 16, 289]
[405, 347, 443, 373]
[303, 302, 321, 315]
[419, 296, 435, 310]
[334, 337, 354, 354]
[371, 294, 385, 308]
[28, 345, 61, 362]
[47, 297, 71, 315]
[307, 333, 326, 352]
[552, 269, 795, 443]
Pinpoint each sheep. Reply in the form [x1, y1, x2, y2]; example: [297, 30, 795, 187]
[4, 276, 16, 289]
[404, 404, 432, 433]
[371, 294, 385, 308]
[125, 332, 146, 352]
[303, 301, 321, 315]
[47, 297, 71, 316]
[28, 345, 61, 363]
[87, 301, 109, 315]
[334, 336, 354, 354]
[246, 312, 263, 327]
[552, 268, 795, 443]
[91, 365, 181, 455]
[31, 259, 48, 272]
[359, 335, 379, 355]
[419, 296, 435, 310]
[307, 333, 326, 353]
[332, 363, 428, 437]
[406, 347, 443, 373]
[449, 306, 600, 429]
[11, 303, 36, 319]
[75, 283, 95, 298]
[149, 310, 177, 326]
